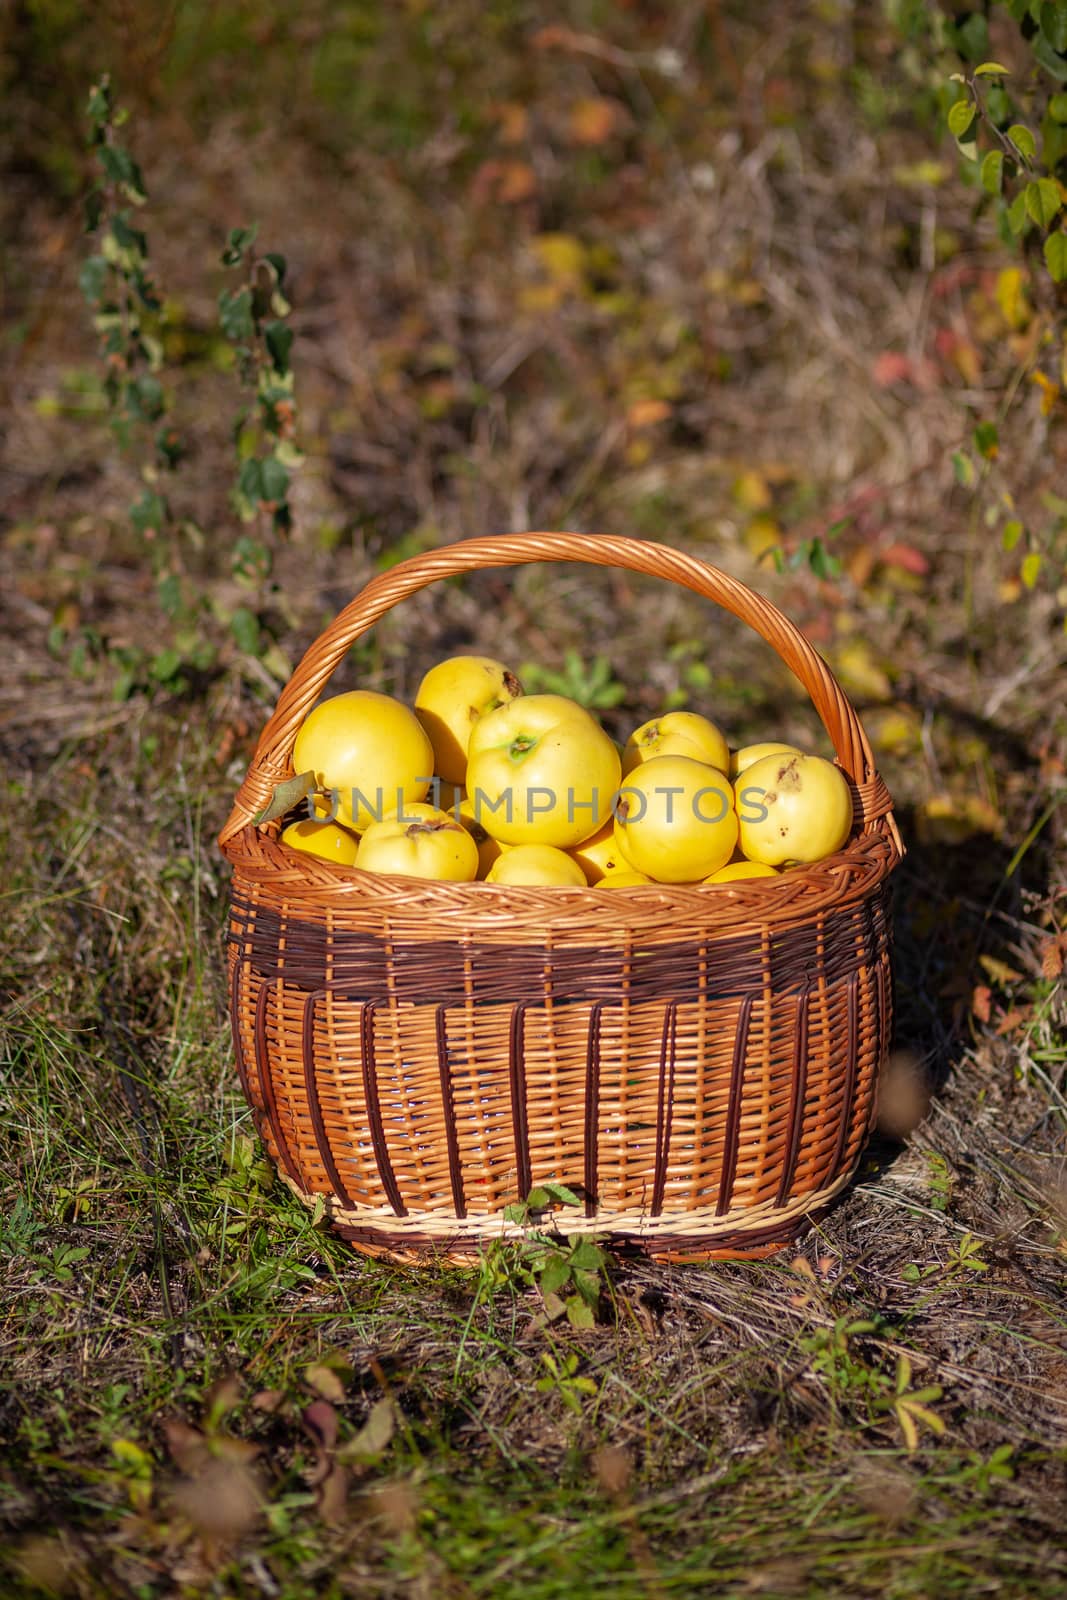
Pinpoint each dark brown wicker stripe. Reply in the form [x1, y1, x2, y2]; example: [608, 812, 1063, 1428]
[716, 992, 755, 1216]
[254, 980, 301, 1186]
[230, 956, 254, 1109]
[829, 970, 860, 1179]
[435, 1005, 466, 1218]
[651, 1001, 678, 1216]
[359, 1001, 406, 1216]
[508, 1003, 532, 1199]
[583, 1001, 603, 1217]
[302, 991, 354, 1210]
[776, 989, 810, 1208]
[229, 891, 889, 1006]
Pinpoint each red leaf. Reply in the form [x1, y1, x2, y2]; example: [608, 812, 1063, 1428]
[872, 352, 915, 388]
[302, 1401, 339, 1453]
[972, 985, 992, 1024]
[1040, 937, 1065, 981]
[880, 541, 931, 576]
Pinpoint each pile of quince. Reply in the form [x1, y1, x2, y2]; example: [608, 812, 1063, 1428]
[280, 655, 853, 887]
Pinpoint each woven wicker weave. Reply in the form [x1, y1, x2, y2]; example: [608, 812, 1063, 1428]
[219, 533, 902, 1263]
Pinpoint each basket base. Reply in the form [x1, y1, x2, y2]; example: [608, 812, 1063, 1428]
[281, 1171, 851, 1266]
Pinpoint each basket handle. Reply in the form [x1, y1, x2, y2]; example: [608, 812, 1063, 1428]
[219, 532, 898, 849]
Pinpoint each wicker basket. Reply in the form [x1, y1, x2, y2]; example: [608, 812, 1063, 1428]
[218, 533, 902, 1264]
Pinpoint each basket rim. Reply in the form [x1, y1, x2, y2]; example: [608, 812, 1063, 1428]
[222, 809, 899, 941]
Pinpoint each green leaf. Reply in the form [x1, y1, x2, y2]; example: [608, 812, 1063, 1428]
[259, 457, 290, 503]
[540, 1181, 581, 1206]
[901, 1263, 922, 1282]
[157, 573, 182, 617]
[538, 1255, 571, 1296]
[149, 647, 182, 683]
[84, 187, 105, 233]
[232, 534, 273, 581]
[79, 255, 109, 304]
[973, 421, 999, 458]
[221, 223, 259, 266]
[1044, 230, 1067, 280]
[974, 62, 1011, 77]
[264, 250, 287, 284]
[985, 86, 1012, 126]
[569, 1238, 606, 1271]
[947, 98, 976, 139]
[230, 606, 262, 655]
[156, 425, 185, 468]
[255, 771, 318, 826]
[1041, 2, 1067, 53]
[952, 451, 976, 488]
[1001, 519, 1024, 551]
[111, 212, 147, 256]
[87, 79, 112, 128]
[952, 12, 989, 62]
[126, 374, 164, 421]
[1007, 189, 1031, 235]
[1026, 177, 1062, 226]
[218, 286, 255, 341]
[572, 1268, 602, 1306]
[99, 145, 147, 203]
[264, 320, 294, 374]
[808, 537, 840, 581]
[565, 1296, 596, 1329]
[1008, 123, 1037, 161]
[238, 457, 263, 502]
[1050, 92, 1067, 122]
[980, 150, 1004, 194]
[1033, 28, 1067, 80]
[1021, 552, 1042, 589]
[130, 490, 165, 533]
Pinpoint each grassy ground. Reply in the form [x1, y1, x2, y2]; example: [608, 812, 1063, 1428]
[2, 4, 1067, 1596]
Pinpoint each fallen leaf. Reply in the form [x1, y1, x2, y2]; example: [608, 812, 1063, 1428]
[1031, 370, 1060, 416]
[1040, 937, 1065, 980]
[593, 1444, 632, 1495]
[732, 470, 772, 511]
[470, 159, 537, 205]
[162, 1419, 210, 1476]
[302, 1400, 339, 1454]
[626, 397, 671, 430]
[568, 96, 624, 145]
[317, 1463, 349, 1523]
[880, 541, 930, 576]
[872, 351, 916, 387]
[995, 266, 1031, 331]
[531, 232, 587, 288]
[205, 1374, 243, 1428]
[304, 1363, 346, 1404]
[490, 100, 529, 144]
[170, 1458, 263, 1543]
[972, 984, 993, 1024]
[978, 953, 1024, 986]
[338, 1398, 396, 1464]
